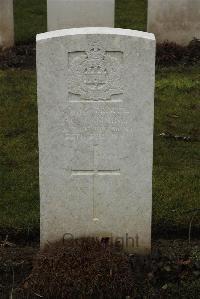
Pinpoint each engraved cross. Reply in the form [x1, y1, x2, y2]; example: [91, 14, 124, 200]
[71, 145, 120, 220]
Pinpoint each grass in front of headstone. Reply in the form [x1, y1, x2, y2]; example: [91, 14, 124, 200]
[0, 70, 39, 236]
[14, 0, 46, 44]
[0, 66, 199, 237]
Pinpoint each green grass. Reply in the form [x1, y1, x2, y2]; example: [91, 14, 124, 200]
[0, 70, 39, 231]
[115, 0, 147, 31]
[153, 67, 200, 234]
[0, 67, 199, 234]
[14, 0, 47, 44]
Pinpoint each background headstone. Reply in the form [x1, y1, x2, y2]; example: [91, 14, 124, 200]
[47, 0, 115, 31]
[37, 28, 155, 254]
[0, 0, 14, 49]
[148, 0, 200, 45]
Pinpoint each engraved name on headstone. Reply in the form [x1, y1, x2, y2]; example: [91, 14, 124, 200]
[37, 28, 155, 254]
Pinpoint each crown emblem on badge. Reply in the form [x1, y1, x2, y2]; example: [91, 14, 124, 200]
[83, 44, 107, 87]
[68, 42, 123, 101]
[86, 44, 105, 60]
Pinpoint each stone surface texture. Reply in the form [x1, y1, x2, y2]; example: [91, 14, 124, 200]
[0, 0, 14, 49]
[37, 28, 155, 254]
[47, 0, 115, 31]
[148, 0, 200, 45]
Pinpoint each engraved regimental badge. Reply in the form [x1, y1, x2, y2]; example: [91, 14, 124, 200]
[68, 42, 123, 101]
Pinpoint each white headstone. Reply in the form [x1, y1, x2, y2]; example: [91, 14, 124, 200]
[47, 0, 115, 31]
[0, 0, 14, 49]
[37, 28, 155, 254]
[148, 0, 200, 45]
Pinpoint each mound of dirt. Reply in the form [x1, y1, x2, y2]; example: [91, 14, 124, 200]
[0, 44, 35, 69]
[14, 238, 200, 299]
[17, 238, 135, 298]
[3, 239, 200, 298]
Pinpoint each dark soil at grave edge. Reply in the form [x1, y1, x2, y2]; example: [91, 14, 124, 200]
[0, 43, 35, 69]
[0, 39, 200, 69]
[0, 239, 200, 299]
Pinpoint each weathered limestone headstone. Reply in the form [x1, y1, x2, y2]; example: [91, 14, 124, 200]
[0, 0, 14, 49]
[47, 0, 115, 31]
[148, 0, 200, 45]
[37, 28, 155, 254]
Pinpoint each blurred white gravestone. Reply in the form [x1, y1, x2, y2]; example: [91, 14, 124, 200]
[0, 0, 14, 49]
[148, 0, 200, 45]
[47, 0, 115, 31]
[37, 28, 155, 254]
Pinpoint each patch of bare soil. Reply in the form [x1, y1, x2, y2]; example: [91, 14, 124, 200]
[1, 238, 197, 299]
[156, 38, 200, 66]
[0, 44, 35, 69]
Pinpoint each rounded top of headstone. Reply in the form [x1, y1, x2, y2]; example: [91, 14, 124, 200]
[36, 27, 155, 42]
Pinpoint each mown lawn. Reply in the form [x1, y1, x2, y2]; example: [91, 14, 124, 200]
[14, 0, 47, 44]
[0, 70, 39, 232]
[154, 67, 200, 235]
[0, 67, 199, 234]
[0, 0, 199, 236]
[116, 0, 147, 31]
